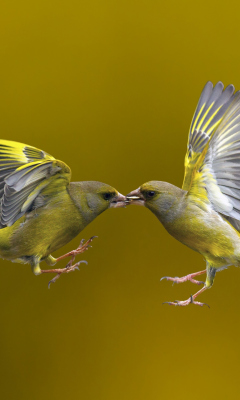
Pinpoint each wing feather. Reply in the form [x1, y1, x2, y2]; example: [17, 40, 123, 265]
[188, 88, 240, 224]
[183, 82, 236, 191]
[0, 140, 71, 227]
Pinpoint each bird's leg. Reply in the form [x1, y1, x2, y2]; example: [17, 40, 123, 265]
[163, 263, 216, 307]
[32, 237, 97, 288]
[52, 236, 97, 264]
[164, 286, 209, 307]
[31, 257, 42, 275]
[161, 269, 206, 285]
[41, 256, 88, 288]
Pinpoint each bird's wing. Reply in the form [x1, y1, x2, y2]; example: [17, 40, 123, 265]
[0, 140, 71, 227]
[188, 90, 240, 222]
[182, 82, 237, 191]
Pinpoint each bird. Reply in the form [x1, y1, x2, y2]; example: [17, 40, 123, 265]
[0, 139, 126, 287]
[126, 81, 240, 306]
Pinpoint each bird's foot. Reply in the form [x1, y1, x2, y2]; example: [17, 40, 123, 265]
[41, 260, 88, 288]
[163, 296, 209, 307]
[160, 269, 206, 285]
[162, 286, 209, 307]
[56, 236, 98, 262]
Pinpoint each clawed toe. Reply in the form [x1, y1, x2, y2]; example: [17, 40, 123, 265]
[56, 236, 98, 263]
[162, 300, 179, 306]
[160, 276, 179, 284]
[160, 270, 206, 286]
[66, 259, 88, 270]
[163, 298, 209, 307]
[43, 259, 88, 288]
[191, 300, 210, 308]
[47, 260, 88, 288]
[45, 236, 97, 288]
[76, 236, 98, 253]
[48, 275, 60, 289]
[160, 270, 209, 307]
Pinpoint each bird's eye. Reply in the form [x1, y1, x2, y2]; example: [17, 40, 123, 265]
[103, 192, 113, 201]
[146, 191, 155, 198]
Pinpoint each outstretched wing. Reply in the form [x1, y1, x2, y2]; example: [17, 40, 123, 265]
[0, 140, 71, 227]
[182, 82, 237, 191]
[188, 89, 240, 222]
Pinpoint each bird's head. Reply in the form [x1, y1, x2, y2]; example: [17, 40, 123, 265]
[126, 181, 163, 206]
[126, 181, 184, 217]
[70, 181, 126, 217]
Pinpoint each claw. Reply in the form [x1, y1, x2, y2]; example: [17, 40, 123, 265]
[162, 297, 210, 307]
[48, 275, 60, 289]
[161, 270, 210, 307]
[44, 260, 88, 288]
[160, 270, 206, 286]
[160, 276, 179, 282]
[79, 260, 88, 266]
[47, 261, 82, 289]
[195, 302, 210, 308]
[68, 260, 88, 269]
[68, 260, 87, 272]
[160, 276, 168, 281]
[56, 236, 98, 263]
[162, 301, 178, 306]
[43, 237, 95, 288]
[162, 299, 209, 307]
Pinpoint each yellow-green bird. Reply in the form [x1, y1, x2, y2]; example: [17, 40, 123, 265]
[0, 140, 125, 287]
[127, 81, 240, 306]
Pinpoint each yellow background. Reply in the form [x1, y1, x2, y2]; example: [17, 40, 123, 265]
[0, 1, 240, 399]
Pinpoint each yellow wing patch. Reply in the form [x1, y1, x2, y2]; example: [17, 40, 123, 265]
[0, 140, 71, 227]
[183, 82, 236, 191]
[188, 88, 240, 222]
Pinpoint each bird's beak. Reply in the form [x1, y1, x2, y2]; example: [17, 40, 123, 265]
[126, 188, 145, 206]
[110, 192, 127, 208]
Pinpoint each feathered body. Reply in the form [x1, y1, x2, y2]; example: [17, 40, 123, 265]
[143, 182, 240, 271]
[0, 182, 98, 261]
[0, 140, 125, 280]
[127, 82, 240, 305]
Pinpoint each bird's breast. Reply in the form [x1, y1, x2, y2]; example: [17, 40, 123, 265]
[4, 191, 85, 260]
[159, 201, 239, 264]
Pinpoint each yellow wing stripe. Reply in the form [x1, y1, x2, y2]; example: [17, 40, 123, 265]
[201, 106, 222, 133]
[191, 104, 205, 134]
[196, 103, 214, 131]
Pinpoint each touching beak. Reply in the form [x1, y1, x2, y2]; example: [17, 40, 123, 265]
[110, 192, 127, 208]
[126, 188, 145, 206]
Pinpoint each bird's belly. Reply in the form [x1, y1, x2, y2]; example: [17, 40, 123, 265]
[163, 208, 240, 266]
[0, 196, 84, 261]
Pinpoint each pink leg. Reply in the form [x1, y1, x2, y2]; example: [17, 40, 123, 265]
[56, 236, 97, 262]
[42, 259, 88, 289]
[163, 286, 209, 307]
[41, 236, 97, 288]
[160, 269, 206, 285]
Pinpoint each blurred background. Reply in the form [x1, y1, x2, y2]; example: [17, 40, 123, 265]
[0, 1, 240, 399]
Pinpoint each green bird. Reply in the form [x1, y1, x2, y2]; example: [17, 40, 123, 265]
[0, 140, 125, 287]
[127, 81, 240, 307]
